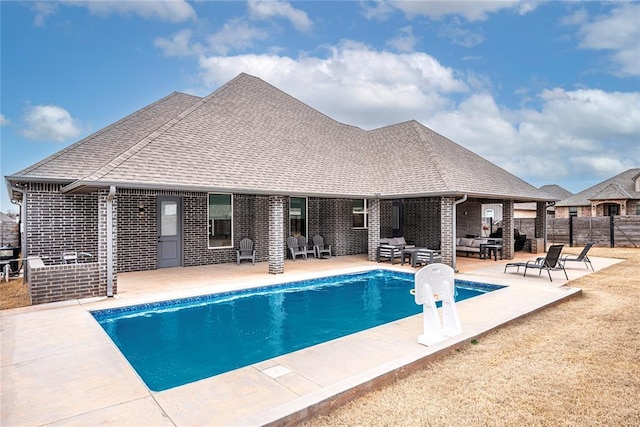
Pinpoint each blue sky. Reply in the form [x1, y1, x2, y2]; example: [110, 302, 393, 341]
[1, 0, 639, 212]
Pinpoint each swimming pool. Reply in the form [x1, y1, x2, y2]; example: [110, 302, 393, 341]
[92, 269, 504, 391]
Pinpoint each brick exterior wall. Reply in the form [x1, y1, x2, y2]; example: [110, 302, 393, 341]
[455, 200, 483, 238]
[27, 257, 101, 304]
[24, 183, 98, 262]
[402, 198, 441, 248]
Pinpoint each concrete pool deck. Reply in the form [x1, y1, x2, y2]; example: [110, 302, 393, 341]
[1, 254, 622, 426]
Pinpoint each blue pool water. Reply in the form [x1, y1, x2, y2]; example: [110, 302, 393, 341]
[92, 270, 504, 391]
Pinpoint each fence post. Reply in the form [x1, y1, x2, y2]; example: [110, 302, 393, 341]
[610, 215, 615, 248]
[569, 216, 573, 247]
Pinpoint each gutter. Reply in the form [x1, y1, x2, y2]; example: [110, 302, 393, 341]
[106, 185, 116, 297]
[452, 194, 468, 272]
[8, 184, 27, 264]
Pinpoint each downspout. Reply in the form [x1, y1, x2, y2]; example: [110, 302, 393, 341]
[106, 185, 116, 297]
[9, 184, 27, 277]
[452, 194, 468, 272]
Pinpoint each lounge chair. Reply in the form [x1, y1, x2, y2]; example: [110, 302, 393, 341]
[312, 234, 331, 258]
[560, 242, 594, 271]
[236, 238, 256, 265]
[504, 244, 568, 282]
[287, 236, 307, 261]
[297, 235, 316, 258]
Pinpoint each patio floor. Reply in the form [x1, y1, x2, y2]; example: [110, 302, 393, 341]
[0, 252, 622, 426]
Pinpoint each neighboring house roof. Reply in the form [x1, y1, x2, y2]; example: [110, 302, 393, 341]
[6, 73, 552, 202]
[556, 168, 640, 207]
[0, 211, 16, 223]
[516, 184, 574, 211]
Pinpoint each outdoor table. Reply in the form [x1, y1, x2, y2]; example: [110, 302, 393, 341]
[400, 247, 419, 266]
[483, 244, 503, 261]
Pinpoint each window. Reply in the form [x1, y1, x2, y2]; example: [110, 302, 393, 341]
[290, 197, 307, 237]
[353, 199, 368, 228]
[208, 193, 232, 248]
[569, 207, 578, 217]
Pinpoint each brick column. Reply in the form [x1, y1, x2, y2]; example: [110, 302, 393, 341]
[536, 201, 547, 248]
[367, 198, 381, 261]
[97, 189, 117, 295]
[268, 195, 285, 274]
[502, 200, 515, 260]
[440, 197, 454, 267]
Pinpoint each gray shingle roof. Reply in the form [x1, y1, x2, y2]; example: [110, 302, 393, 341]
[6, 73, 552, 201]
[555, 168, 640, 206]
[516, 184, 573, 210]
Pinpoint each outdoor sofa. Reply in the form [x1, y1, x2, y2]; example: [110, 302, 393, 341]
[377, 237, 414, 264]
[456, 237, 502, 258]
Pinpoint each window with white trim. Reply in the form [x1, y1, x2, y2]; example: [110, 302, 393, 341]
[208, 193, 232, 248]
[353, 199, 368, 228]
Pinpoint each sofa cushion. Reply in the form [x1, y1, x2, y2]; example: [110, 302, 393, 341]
[471, 239, 488, 247]
[396, 237, 407, 246]
[459, 238, 474, 247]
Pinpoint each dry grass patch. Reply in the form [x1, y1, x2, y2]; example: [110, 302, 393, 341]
[306, 247, 640, 426]
[0, 277, 30, 310]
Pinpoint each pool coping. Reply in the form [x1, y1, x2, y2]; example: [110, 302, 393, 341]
[0, 255, 622, 426]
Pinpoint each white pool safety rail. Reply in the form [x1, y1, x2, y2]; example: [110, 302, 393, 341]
[413, 263, 462, 345]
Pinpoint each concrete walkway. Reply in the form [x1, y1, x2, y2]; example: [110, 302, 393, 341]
[0, 255, 621, 426]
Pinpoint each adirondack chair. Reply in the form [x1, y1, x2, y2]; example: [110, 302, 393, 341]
[297, 235, 316, 258]
[312, 234, 332, 258]
[236, 238, 256, 265]
[287, 236, 307, 261]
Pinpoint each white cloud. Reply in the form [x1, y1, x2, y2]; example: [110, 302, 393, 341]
[206, 19, 269, 55]
[427, 87, 640, 184]
[198, 41, 468, 128]
[0, 114, 10, 126]
[390, 0, 539, 22]
[20, 105, 82, 142]
[36, 0, 195, 24]
[568, 3, 640, 77]
[31, 2, 57, 26]
[437, 19, 484, 47]
[154, 29, 204, 57]
[248, 1, 313, 32]
[386, 26, 419, 52]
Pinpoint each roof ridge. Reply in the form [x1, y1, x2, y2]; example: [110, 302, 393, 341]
[409, 121, 451, 190]
[589, 183, 634, 200]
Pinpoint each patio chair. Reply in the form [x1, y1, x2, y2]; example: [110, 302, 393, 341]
[62, 252, 93, 264]
[287, 236, 307, 261]
[297, 235, 316, 258]
[312, 234, 332, 258]
[236, 238, 256, 265]
[560, 242, 594, 271]
[377, 245, 402, 264]
[504, 244, 568, 282]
